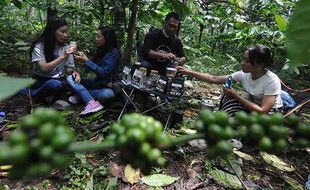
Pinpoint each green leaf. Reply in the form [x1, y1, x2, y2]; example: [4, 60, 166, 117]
[283, 176, 303, 190]
[78, 110, 106, 124]
[227, 158, 242, 177]
[260, 152, 295, 172]
[85, 173, 93, 190]
[141, 174, 179, 187]
[286, 0, 310, 67]
[5, 123, 20, 129]
[0, 76, 34, 101]
[274, 13, 287, 31]
[208, 169, 242, 189]
[106, 177, 117, 190]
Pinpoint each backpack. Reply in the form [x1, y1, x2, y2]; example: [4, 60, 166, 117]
[281, 90, 296, 112]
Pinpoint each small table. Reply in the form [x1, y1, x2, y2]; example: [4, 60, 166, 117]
[117, 82, 181, 131]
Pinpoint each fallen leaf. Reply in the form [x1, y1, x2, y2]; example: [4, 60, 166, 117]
[233, 150, 255, 161]
[108, 162, 123, 178]
[124, 164, 140, 185]
[141, 174, 179, 187]
[283, 175, 303, 190]
[208, 169, 242, 189]
[260, 152, 295, 172]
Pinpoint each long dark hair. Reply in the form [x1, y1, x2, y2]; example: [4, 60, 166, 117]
[93, 25, 118, 63]
[30, 16, 67, 62]
[248, 44, 273, 68]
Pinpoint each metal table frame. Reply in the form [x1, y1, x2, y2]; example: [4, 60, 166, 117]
[117, 84, 178, 131]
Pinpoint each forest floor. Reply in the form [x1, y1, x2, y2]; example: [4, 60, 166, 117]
[0, 80, 309, 190]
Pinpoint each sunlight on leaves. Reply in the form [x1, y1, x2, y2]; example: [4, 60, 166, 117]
[0, 76, 34, 101]
[274, 13, 287, 31]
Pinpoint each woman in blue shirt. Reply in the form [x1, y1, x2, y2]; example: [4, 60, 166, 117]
[66, 25, 120, 116]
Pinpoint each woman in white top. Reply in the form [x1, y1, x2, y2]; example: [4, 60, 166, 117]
[177, 44, 283, 115]
[20, 16, 80, 103]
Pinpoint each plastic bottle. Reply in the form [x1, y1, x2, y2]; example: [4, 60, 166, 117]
[0, 111, 5, 123]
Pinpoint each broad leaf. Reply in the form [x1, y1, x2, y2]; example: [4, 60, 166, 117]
[260, 152, 295, 172]
[208, 169, 242, 189]
[227, 158, 242, 177]
[233, 150, 255, 161]
[85, 173, 93, 190]
[106, 177, 118, 190]
[283, 176, 303, 190]
[141, 174, 179, 187]
[274, 13, 287, 31]
[124, 164, 140, 185]
[286, 0, 310, 67]
[0, 76, 34, 101]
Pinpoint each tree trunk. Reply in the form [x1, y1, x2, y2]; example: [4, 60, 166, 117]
[27, 6, 35, 21]
[113, 8, 126, 47]
[120, 0, 138, 66]
[198, 22, 204, 44]
[98, 0, 105, 24]
[47, 0, 57, 20]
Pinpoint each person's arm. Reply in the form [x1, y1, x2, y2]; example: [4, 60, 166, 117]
[33, 43, 72, 72]
[66, 67, 81, 83]
[142, 31, 177, 61]
[148, 49, 176, 60]
[75, 51, 119, 77]
[177, 66, 227, 84]
[224, 88, 276, 113]
[36, 53, 68, 72]
[177, 57, 186, 65]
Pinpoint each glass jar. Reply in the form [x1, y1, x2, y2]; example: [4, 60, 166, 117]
[145, 70, 159, 91]
[132, 67, 146, 89]
[121, 66, 132, 85]
[166, 67, 177, 78]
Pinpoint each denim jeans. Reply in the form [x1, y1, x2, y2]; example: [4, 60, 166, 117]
[66, 75, 115, 104]
[20, 77, 64, 98]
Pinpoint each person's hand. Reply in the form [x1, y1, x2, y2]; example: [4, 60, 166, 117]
[72, 71, 81, 83]
[74, 52, 89, 62]
[63, 47, 73, 58]
[223, 87, 239, 98]
[163, 52, 176, 60]
[176, 66, 191, 75]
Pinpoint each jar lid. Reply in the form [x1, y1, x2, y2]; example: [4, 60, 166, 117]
[150, 70, 159, 73]
[166, 67, 177, 71]
[135, 62, 141, 66]
[140, 67, 147, 71]
[0, 111, 5, 117]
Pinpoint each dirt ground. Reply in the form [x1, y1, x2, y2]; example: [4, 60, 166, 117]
[0, 81, 309, 189]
